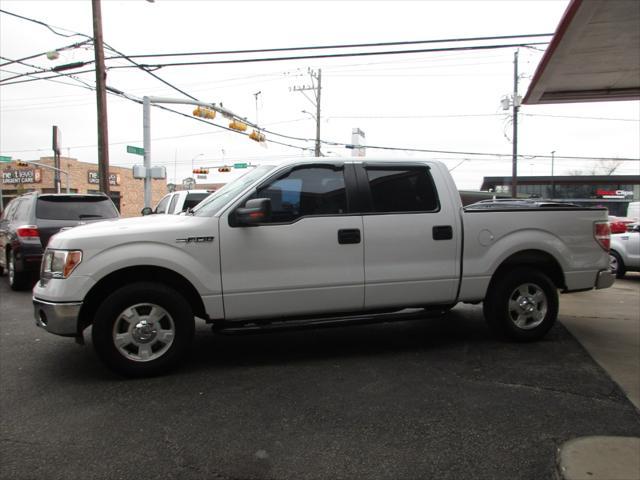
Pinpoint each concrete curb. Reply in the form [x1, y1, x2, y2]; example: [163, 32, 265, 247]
[557, 436, 640, 480]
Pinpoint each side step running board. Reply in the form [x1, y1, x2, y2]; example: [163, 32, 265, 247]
[212, 307, 451, 335]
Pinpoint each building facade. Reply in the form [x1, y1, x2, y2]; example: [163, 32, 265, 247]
[480, 175, 640, 216]
[1, 157, 166, 217]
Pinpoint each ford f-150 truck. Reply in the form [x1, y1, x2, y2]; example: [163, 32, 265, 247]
[33, 159, 614, 376]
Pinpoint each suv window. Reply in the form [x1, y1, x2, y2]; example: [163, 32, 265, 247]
[13, 198, 30, 222]
[365, 166, 439, 213]
[36, 196, 119, 220]
[183, 193, 209, 211]
[154, 194, 171, 214]
[167, 194, 179, 214]
[253, 165, 347, 223]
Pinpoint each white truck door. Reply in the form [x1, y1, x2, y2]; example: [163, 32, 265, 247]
[357, 163, 460, 309]
[219, 164, 364, 320]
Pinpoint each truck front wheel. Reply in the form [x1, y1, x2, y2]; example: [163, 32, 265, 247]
[91, 282, 195, 377]
[483, 268, 558, 341]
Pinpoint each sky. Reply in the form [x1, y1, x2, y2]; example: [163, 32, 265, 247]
[1, 0, 639, 190]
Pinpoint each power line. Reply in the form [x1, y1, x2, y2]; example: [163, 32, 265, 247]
[107, 42, 550, 69]
[104, 33, 554, 60]
[0, 8, 92, 39]
[0, 56, 95, 89]
[0, 40, 91, 68]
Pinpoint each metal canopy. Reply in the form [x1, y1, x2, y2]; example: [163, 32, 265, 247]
[523, 0, 640, 105]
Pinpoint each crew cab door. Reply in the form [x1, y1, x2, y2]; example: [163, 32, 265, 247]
[218, 163, 364, 321]
[355, 163, 460, 309]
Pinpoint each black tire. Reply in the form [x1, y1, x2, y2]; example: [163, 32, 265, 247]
[483, 268, 559, 342]
[91, 281, 195, 377]
[7, 250, 30, 291]
[609, 251, 626, 279]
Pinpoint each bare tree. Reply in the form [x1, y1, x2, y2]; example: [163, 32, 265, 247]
[566, 159, 622, 176]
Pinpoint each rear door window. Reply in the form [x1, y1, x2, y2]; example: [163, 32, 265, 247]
[365, 166, 439, 213]
[36, 196, 119, 220]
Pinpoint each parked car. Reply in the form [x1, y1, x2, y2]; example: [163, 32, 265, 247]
[626, 201, 639, 222]
[145, 189, 212, 215]
[609, 223, 640, 278]
[608, 215, 635, 234]
[33, 159, 613, 376]
[0, 192, 119, 290]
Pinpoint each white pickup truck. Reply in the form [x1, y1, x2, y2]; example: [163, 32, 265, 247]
[33, 159, 614, 376]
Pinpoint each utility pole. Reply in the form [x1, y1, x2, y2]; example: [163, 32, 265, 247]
[293, 68, 322, 157]
[91, 0, 110, 196]
[511, 49, 519, 198]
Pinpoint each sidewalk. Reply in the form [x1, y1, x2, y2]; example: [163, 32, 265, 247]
[557, 276, 640, 480]
[557, 436, 640, 480]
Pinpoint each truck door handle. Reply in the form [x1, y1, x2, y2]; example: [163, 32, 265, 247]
[338, 229, 361, 244]
[433, 225, 453, 240]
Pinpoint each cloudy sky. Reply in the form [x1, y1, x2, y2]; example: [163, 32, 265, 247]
[1, 0, 638, 189]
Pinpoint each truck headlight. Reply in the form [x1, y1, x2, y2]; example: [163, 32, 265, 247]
[41, 249, 83, 279]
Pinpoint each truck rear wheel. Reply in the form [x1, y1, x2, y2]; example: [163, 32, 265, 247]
[91, 282, 194, 377]
[483, 268, 558, 341]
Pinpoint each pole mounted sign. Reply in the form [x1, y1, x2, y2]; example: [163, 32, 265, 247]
[0, 156, 12, 162]
[127, 145, 144, 156]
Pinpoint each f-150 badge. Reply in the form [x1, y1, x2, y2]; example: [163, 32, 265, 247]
[176, 236, 215, 243]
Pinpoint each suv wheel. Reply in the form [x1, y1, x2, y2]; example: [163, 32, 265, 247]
[91, 282, 195, 377]
[609, 251, 626, 278]
[7, 250, 31, 291]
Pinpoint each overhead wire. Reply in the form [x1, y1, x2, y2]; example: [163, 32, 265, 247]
[106, 42, 551, 70]
[1, 10, 635, 165]
[105, 33, 554, 60]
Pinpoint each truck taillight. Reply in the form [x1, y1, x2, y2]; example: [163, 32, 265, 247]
[16, 225, 40, 240]
[594, 221, 610, 251]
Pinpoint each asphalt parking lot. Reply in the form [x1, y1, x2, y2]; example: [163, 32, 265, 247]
[1, 278, 639, 480]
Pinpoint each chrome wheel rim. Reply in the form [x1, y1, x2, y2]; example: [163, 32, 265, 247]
[8, 252, 15, 285]
[609, 254, 619, 274]
[112, 303, 175, 362]
[507, 283, 547, 330]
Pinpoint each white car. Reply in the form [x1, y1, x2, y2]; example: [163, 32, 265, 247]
[609, 224, 640, 278]
[147, 189, 212, 215]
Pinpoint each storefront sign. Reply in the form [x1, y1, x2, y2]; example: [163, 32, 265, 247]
[88, 171, 120, 185]
[2, 168, 41, 184]
[596, 189, 634, 198]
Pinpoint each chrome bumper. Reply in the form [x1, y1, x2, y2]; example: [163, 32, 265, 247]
[596, 270, 615, 290]
[33, 297, 82, 336]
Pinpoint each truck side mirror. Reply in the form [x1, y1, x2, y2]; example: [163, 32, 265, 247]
[141, 207, 153, 216]
[235, 198, 271, 226]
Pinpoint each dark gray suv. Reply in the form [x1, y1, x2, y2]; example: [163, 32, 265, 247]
[0, 192, 119, 290]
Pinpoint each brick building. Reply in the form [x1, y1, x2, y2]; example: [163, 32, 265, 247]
[0, 156, 166, 217]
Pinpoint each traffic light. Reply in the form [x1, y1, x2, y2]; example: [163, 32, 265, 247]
[228, 120, 248, 132]
[192, 168, 209, 174]
[218, 166, 231, 173]
[249, 130, 266, 143]
[16, 160, 29, 167]
[192, 106, 216, 120]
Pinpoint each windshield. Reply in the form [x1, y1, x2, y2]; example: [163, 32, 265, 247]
[192, 166, 274, 217]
